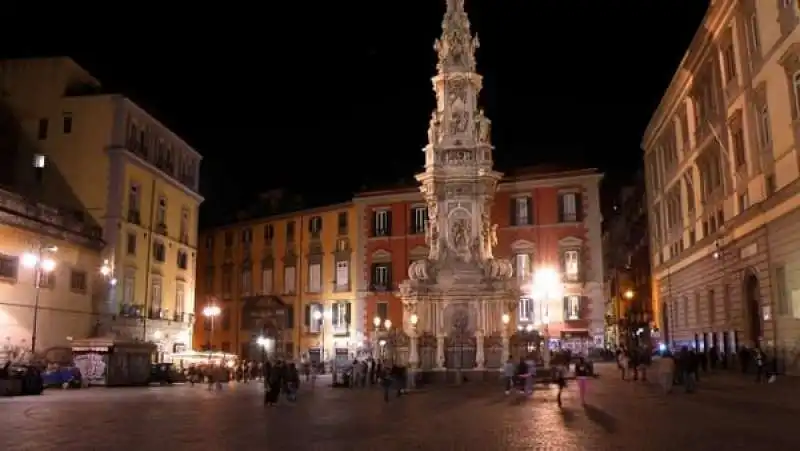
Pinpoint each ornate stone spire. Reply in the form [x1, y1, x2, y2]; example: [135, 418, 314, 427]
[434, 0, 480, 74]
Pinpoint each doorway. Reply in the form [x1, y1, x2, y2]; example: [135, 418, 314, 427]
[744, 272, 761, 347]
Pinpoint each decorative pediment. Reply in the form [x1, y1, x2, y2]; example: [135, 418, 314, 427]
[308, 242, 323, 256]
[510, 239, 535, 252]
[558, 236, 583, 248]
[779, 42, 800, 73]
[371, 249, 392, 262]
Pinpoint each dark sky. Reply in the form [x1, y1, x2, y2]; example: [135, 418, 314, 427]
[4, 1, 709, 226]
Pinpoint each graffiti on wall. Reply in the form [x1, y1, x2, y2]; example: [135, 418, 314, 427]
[73, 353, 107, 385]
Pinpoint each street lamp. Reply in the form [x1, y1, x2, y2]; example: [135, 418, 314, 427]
[22, 244, 57, 354]
[313, 308, 331, 368]
[383, 319, 394, 363]
[203, 305, 221, 361]
[257, 336, 273, 362]
[531, 267, 562, 368]
[372, 316, 381, 357]
[624, 289, 634, 300]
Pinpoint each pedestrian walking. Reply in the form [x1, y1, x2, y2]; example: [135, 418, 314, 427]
[575, 357, 591, 405]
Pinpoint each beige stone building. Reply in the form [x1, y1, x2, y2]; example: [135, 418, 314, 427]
[643, 1, 800, 372]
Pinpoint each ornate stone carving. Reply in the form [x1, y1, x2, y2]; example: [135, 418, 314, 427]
[427, 112, 441, 145]
[476, 109, 491, 144]
[449, 111, 469, 135]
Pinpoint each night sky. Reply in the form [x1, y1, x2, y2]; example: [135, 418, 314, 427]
[3, 1, 709, 227]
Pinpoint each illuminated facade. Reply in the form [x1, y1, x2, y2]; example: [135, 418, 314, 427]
[0, 57, 203, 359]
[357, 167, 604, 359]
[0, 187, 104, 358]
[195, 201, 359, 361]
[643, 1, 800, 370]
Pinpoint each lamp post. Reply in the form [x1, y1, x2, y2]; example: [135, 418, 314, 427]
[531, 267, 562, 369]
[22, 245, 57, 354]
[203, 305, 221, 362]
[373, 316, 381, 357]
[383, 319, 394, 364]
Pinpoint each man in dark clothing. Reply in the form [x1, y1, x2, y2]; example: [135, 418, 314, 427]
[680, 347, 698, 393]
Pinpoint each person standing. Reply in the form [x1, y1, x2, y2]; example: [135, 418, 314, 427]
[554, 362, 567, 407]
[503, 357, 515, 395]
[574, 357, 591, 405]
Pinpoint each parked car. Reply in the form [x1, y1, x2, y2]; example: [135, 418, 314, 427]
[148, 363, 186, 385]
[43, 366, 82, 389]
[1, 364, 44, 396]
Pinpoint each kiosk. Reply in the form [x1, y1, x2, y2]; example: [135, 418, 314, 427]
[71, 338, 155, 386]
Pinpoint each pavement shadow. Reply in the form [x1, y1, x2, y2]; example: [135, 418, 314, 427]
[583, 403, 617, 434]
[559, 407, 576, 426]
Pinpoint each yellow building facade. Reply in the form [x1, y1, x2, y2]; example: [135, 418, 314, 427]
[0, 187, 104, 358]
[0, 57, 203, 359]
[195, 202, 360, 362]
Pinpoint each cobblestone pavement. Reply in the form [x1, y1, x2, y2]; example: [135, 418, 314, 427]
[1, 370, 798, 451]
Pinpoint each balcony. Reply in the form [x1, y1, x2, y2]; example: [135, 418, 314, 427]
[332, 281, 351, 293]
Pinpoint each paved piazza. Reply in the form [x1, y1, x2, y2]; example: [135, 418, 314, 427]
[1, 365, 798, 451]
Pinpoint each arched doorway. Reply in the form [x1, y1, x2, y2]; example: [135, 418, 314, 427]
[744, 272, 761, 347]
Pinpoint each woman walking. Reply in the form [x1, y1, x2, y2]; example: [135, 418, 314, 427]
[575, 357, 592, 405]
[554, 361, 567, 407]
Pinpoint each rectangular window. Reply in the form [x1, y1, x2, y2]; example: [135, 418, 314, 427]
[126, 232, 137, 255]
[518, 297, 533, 321]
[308, 303, 322, 333]
[222, 267, 233, 298]
[332, 302, 348, 329]
[376, 302, 389, 323]
[123, 272, 135, 305]
[337, 212, 348, 234]
[264, 224, 274, 243]
[284, 266, 296, 294]
[708, 289, 716, 324]
[151, 278, 163, 312]
[756, 104, 771, 149]
[514, 254, 531, 282]
[564, 250, 580, 282]
[69, 270, 87, 293]
[566, 295, 580, 320]
[746, 12, 761, 61]
[128, 183, 140, 213]
[309, 216, 322, 237]
[731, 128, 746, 168]
[241, 267, 252, 295]
[308, 263, 321, 292]
[177, 251, 188, 270]
[560, 193, 578, 222]
[722, 43, 737, 84]
[156, 196, 167, 226]
[412, 207, 427, 234]
[175, 284, 185, 318]
[180, 208, 190, 243]
[153, 241, 166, 262]
[37, 118, 48, 140]
[335, 260, 349, 289]
[286, 221, 296, 242]
[372, 263, 391, 289]
[262, 268, 273, 294]
[374, 210, 390, 236]
[0, 255, 18, 280]
[513, 197, 530, 225]
[63, 113, 73, 134]
[241, 228, 252, 244]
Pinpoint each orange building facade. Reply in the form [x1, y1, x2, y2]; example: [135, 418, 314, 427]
[194, 202, 359, 362]
[355, 167, 605, 350]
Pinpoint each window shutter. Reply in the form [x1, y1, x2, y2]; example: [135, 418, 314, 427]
[386, 264, 393, 288]
[563, 296, 570, 321]
[304, 304, 310, 327]
[345, 302, 352, 325]
[370, 264, 378, 286]
[371, 212, 377, 236]
[509, 198, 516, 226]
[308, 218, 313, 233]
[409, 208, 415, 233]
[386, 211, 393, 235]
[559, 251, 567, 276]
[526, 197, 533, 225]
[575, 193, 584, 222]
[557, 194, 565, 223]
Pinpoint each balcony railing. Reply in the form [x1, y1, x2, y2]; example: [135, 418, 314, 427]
[0, 187, 103, 243]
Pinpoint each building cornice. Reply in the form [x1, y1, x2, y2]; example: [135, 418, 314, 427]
[0, 188, 104, 250]
[641, 1, 733, 151]
[108, 147, 204, 204]
[202, 202, 354, 235]
[119, 96, 203, 160]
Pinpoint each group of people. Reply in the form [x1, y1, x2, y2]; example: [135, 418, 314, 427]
[502, 354, 593, 407]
